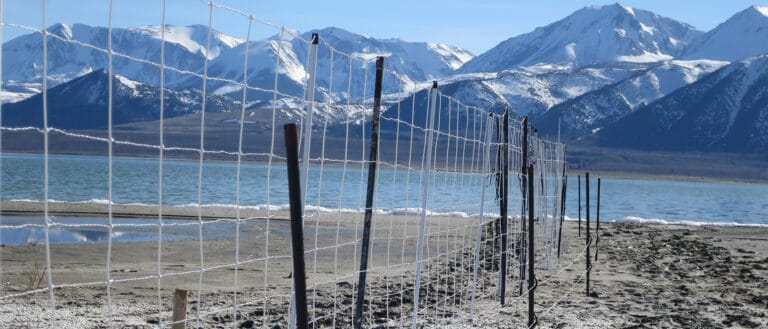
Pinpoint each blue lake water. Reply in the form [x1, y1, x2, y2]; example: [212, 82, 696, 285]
[0, 152, 493, 213]
[564, 176, 768, 226]
[0, 153, 766, 244]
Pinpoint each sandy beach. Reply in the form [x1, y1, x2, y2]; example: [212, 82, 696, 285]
[1, 210, 766, 328]
[472, 222, 768, 328]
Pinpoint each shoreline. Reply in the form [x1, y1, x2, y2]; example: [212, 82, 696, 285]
[2, 200, 766, 229]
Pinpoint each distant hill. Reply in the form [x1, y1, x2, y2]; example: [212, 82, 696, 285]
[1, 69, 239, 129]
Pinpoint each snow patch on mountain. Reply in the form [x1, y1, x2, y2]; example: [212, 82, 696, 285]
[114, 75, 140, 90]
[617, 53, 673, 63]
[755, 5, 768, 16]
[427, 43, 475, 70]
[132, 25, 243, 59]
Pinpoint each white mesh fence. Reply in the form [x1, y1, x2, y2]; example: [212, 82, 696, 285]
[0, 1, 575, 328]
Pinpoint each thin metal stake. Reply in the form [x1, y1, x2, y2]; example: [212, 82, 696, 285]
[595, 178, 601, 261]
[578, 175, 581, 237]
[411, 81, 439, 329]
[519, 116, 528, 296]
[585, 173, 591, 297]
[354, 56, 385, 329]
[557, 171, 567, 259]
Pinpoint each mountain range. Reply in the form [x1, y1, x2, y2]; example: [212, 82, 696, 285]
[3, 3, 768, 154]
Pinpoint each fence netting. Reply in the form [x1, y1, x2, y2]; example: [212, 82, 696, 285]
[0, 1, 575, 328]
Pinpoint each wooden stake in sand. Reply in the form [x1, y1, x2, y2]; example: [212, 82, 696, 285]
[172, 288, 188, 329]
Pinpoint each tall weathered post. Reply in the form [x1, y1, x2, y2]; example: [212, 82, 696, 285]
[284, 123, 309, 329]
[527, 164, 537, 328]
[585, 173, 591, 297]
[499, 109, 510, 305]
[519, 116, 529, 296]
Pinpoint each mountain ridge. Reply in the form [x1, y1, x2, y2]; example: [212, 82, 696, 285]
[4, 3, 768, 155]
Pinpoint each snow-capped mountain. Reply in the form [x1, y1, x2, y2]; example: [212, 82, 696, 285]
[1, 23, 242, 87]
[596, 55, 768, 152]
[2, 69, 240, 129]
[296, 27, 474, 82]
[459, 3, 702, 73]
[682, 6, 768, 62]
[195, 27, 474, 104]
[535, 59, 727, 138]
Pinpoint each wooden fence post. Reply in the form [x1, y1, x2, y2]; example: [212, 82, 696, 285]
[172, 288, 188, 329]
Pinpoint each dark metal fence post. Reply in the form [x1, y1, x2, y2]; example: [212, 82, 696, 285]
[519, 116, 529, 297]
[557, 167, 567, 259]
[527, 164, 537, 328]
[354, 56, 385, 329]
[284, 123, 309, 329]
[595, 177, 601, 261]
[578, 175, 582, 237]
[499, 109, 510, 306]
[585, 173, 591, 297]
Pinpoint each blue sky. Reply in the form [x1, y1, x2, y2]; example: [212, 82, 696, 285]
[2, 0, 766, 54]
